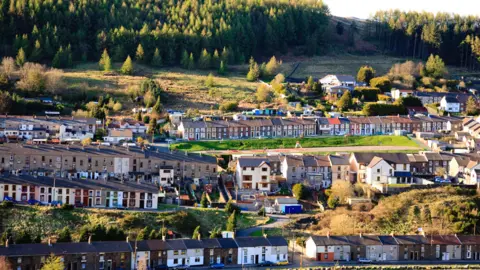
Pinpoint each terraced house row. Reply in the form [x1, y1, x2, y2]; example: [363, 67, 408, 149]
[306, 234, 480, 262]
[178, 115, 463, 140]
[0, 144, 217, 184]
[0, 235, 288, 270]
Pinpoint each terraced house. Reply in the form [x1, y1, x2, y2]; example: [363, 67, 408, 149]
[0, 235, 288, 270]
[0, 144, 217, 184]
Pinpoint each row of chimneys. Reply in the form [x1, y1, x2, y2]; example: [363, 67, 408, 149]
[325, 231, 428, 238]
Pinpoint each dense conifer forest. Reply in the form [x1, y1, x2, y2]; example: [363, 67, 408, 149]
[0, 0, 329, 66]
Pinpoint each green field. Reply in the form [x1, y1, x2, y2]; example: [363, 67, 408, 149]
[249, 228, 283, 237]
[171, 135, 418, 152]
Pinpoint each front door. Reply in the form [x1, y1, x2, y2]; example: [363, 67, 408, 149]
[255, 255, 259, 264]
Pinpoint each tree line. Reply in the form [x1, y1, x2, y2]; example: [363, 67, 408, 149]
[0, 0, 329, 67]
[366, 10, 480, 69]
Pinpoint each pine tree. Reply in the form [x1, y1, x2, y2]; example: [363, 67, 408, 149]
[187, 53, 195, 70]
[466, 96, 478, 115]
[200, 192, 208, 208]
[152, 97, 163, 116]
[15, 48, 26, 67]
[99, 49, 111, 71]
[212, 49, 220, 68]
[218, 60, 227, 75]
[198, 49, 211, 69]
[66, 44, 73, 68]
[151, 48, 162, 67]
[135, 44, 145, 62]
[192, 226, 201, 239]
[226, 211, 237, 231]
[221, 47, 230, 64]
[337, 91, 353, 112]
[52, 46, 64, 68]
[120, 55, 134, 75]
[180, 50, 189, 69]
[30, 40, 42, 62]
[246, 60, 260, 82]
[136, 111, 142, 121]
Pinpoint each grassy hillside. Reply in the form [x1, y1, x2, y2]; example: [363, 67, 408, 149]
[171, 135, 419, 152]
[309, 187, 480, 236]
[0, 206, 268, 243]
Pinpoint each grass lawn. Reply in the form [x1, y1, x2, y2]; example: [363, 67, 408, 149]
[171, 135, 419, 151]
[249, 228, 283, 237]
[157, 204, 180, 211]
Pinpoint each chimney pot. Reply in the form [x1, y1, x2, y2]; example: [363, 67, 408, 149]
[88, 235, 92, 244]
[5, 239, 9, 248]
[126, 236, 129, 243]
[162, 235, 166, 241]
[326, 231, 330, 238]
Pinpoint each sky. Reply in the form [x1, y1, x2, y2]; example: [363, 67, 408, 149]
[323, 0, 480, 19]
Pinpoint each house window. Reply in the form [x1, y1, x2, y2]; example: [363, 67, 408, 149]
[377, 169, 380, 173]
[195, 257, 200, 263]
[173, 259, 178, 264]
[210, 250, 214, 256]
[377, 176, 380, 181]
[262, 167, 267, 172]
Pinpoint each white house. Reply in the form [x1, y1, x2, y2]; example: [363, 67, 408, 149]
[236, 158, 272, 191]
[183, 239, 204, 267]
[119, 119, 147, 134]
[440, 96, 461, 113]
[166, 240, 189, 267]
[305, 234, 351, 261]
[103, 129, 133, 144]
[319, 75, 356, 88]
[58, 124, 94, 142]
[391, 89, 414, 100]
[365, 157, 394, 186]
[235, 236, 287, 265]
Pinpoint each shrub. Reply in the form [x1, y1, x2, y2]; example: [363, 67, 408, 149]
[0, 201, 13, 208]
[61, 204, 74, 210]
[362, 103, 406, 116]
[353, 87, 380, 101]
[219, 101, 238, 112]
[369, 76, 392, 93]
[225, 200, 241, 214]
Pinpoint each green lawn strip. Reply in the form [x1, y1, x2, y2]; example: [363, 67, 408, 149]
[171, 135, 418, 152]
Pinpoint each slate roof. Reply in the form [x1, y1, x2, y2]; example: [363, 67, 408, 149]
[216, 238, 238, 249]
[309, 235, 349, 246]
[92, 241, 132, 253]
[234, 237, 271, 247]
[183, 239, 204, 249]
[329, 155, 350, 165]
[135, 240, 171, 251]
[237, 157, 269, 167]
[166, 239, 187, 250]
[201, 239, 222, 249]
[266, 236, 288, 246]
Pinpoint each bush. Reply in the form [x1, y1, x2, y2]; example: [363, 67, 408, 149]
[353, 87, 380, 101]
[362, 103, 406, 116]
[0, 201, 13, 208]
[61, 204, 74, 210]
[327, 196, 339, 209]
[369, 76, 392, 93]
[292, 183, 306, 200]
[225, 200, 241, 214]
[257, 207, 265, 216]
[219, 101, 238, 112]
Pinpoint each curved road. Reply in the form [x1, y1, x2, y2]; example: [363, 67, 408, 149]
[237, 214, 293, 237]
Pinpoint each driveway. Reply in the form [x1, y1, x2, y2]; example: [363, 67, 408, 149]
[236, 214, 293, 237]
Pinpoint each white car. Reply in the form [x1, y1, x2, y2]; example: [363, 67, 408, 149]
[358, 258, 372, 264]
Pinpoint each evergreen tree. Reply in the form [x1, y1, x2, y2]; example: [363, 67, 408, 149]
[15, 48, 26, 67]
[148, 230, 158, 240]
[337, 91, 353, 112]
[137, 226, 151, 241]
[57, 227, 72, 243]
[30, 40, 42, 62]
[192, 226, 201, 239]
[212, 49, 220, 68]
[221, 47, 230, 64]
[226, 211, 237, 231]
[99, 49, 111, 71]
[135, 44, 145, 62]
[66, 44, 73, 68]
[136, 111, 142, 121]
[204, 73, 215, 87]
[151, 48, 162, 67]
[180, 50, 189, 69]
[218, 60, 227, 75]
[198, 49, 211, 69]
[425, 54, 447, 78]
[466, 96, 478, 115]
[120, 55, 134, 75]
[148, 118, 157, 135]
[152, 97, 163, 115]
[246, 58, 260, 81]
[52, 47, 64, 68]
[200, 192, 208, 208]
[187, 53, 195, 70]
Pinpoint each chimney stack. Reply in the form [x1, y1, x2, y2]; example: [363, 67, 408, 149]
[88, 235, 92, 244]
[197, 233, 201, 241]
[48, 238, 52, 246]
[126, 236, 129, 243]
[162, 235, 166, 241]
[5, 239, 9, 248]
[326, 231, 330, 238]
[359, 233, 363, 238]
[263, 233, 267, 238]
[421, 231, 426, 237]
[390, 232, 395, 237]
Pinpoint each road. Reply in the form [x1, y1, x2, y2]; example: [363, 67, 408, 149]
[236, 214, 292, 237]
[196, 145, 420, 155]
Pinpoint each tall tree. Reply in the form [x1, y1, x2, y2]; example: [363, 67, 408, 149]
[135, 44, 145, 63]
[192, 226, 201, 239]
[120, 55, 134, 75]
[151, 48, 162, 67]
[198, 49, 211, 69]
[15, 48, 26, 66]
[226, 211, 237, 231]
[99, 49, 111, 71]
[200, 192, 208, 208]
[41, 255, 64, 270]
[337, 91, 353, 112]
[466, 96, 478, 116]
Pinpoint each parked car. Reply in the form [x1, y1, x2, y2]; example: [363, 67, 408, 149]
[173, 265, 190, 270]
[257, 261, 275, 267]
[50, 201, 63, 206]
[210, 263, 225, 269]
[27, 199, 45, 206]
[357, 258, 372, 264]
[3, 196, 17, 203]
